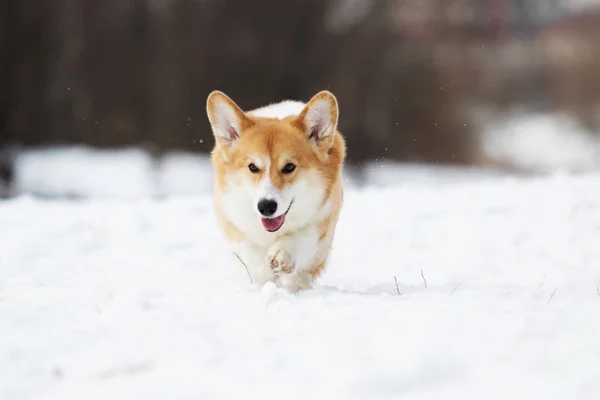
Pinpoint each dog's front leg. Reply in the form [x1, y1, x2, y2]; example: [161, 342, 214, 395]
[266, 227, 319, 292]
[266, 235, 296, 274]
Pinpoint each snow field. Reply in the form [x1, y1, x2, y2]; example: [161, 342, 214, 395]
[1, 170, 600, 399]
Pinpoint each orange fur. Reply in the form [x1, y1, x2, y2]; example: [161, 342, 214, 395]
[206, 90, 346, 291]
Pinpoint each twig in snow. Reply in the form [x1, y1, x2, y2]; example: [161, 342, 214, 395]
[97, 359, 156, 379]
[448, 283, 461, 297]
[547, 288, 557, 303]
[234, 251, 253, 284]
[420, 269, 428, 289]
[393, 276, 401, 296]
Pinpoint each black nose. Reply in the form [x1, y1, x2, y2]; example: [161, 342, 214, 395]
[257, 199, 278, 217]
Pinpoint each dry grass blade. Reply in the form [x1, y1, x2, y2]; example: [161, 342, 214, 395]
[234, 251, 253, 284]
[548, 288, 557, 303]
[97, 359, 156, 380]
[393, 276, 401, 296]
[420, 269, 428, 289]
[448, 283, 461, 297]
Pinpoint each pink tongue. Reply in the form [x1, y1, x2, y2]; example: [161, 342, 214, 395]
[261, 215, 285, 232]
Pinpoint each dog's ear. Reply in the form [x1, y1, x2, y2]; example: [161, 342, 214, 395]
[206, 91, 253, 146]
[294, 91, 339, 150]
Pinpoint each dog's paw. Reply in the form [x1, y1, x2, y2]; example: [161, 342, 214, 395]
[266, 243, 295, 274]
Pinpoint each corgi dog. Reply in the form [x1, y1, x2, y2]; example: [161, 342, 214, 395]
[206, 90, 346, 292]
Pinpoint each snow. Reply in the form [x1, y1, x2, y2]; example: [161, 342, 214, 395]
[2, 151, 600, 399]
[13, 147, 157, 199]
[11, 147, 214, 199]
[154, 152, 213, 197]
[358, 161, 512, 188]
[8, 147, 515, 201]
[11, 109, 600, 202]
[481, 112, 600, 173]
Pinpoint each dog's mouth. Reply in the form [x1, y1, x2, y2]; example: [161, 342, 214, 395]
[261, 201, 293, 232]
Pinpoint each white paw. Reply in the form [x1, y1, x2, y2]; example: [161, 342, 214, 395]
[266, 242, 295, 274]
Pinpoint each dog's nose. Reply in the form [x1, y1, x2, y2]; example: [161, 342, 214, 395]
[257, 199, 278, 217]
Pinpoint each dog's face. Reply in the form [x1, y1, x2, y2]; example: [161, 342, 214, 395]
[206, 91, 344, 238]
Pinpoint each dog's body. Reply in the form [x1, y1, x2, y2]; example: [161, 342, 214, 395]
[206, 91, 346, 292]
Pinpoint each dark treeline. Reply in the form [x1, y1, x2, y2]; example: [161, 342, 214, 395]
[2, 0, 598, 165]
[0, 0, 485, 165]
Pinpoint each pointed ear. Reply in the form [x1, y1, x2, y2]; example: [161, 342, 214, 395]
[206, 91, 253, 145]
[295, 91, 339, 148]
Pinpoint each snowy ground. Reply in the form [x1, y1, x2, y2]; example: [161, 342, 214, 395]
[481, 112, 600, 174]
[2, 151, 600, 399]
[7, 110, 600, 200]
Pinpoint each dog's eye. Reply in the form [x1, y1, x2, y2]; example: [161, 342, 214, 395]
[282, 163, 296, 174]
[248, 163, 260, 173]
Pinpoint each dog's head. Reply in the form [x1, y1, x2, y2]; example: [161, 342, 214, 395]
[206, 90, 345, 236]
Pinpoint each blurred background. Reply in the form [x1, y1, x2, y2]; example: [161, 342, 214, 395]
[2, 0, 600, 199]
